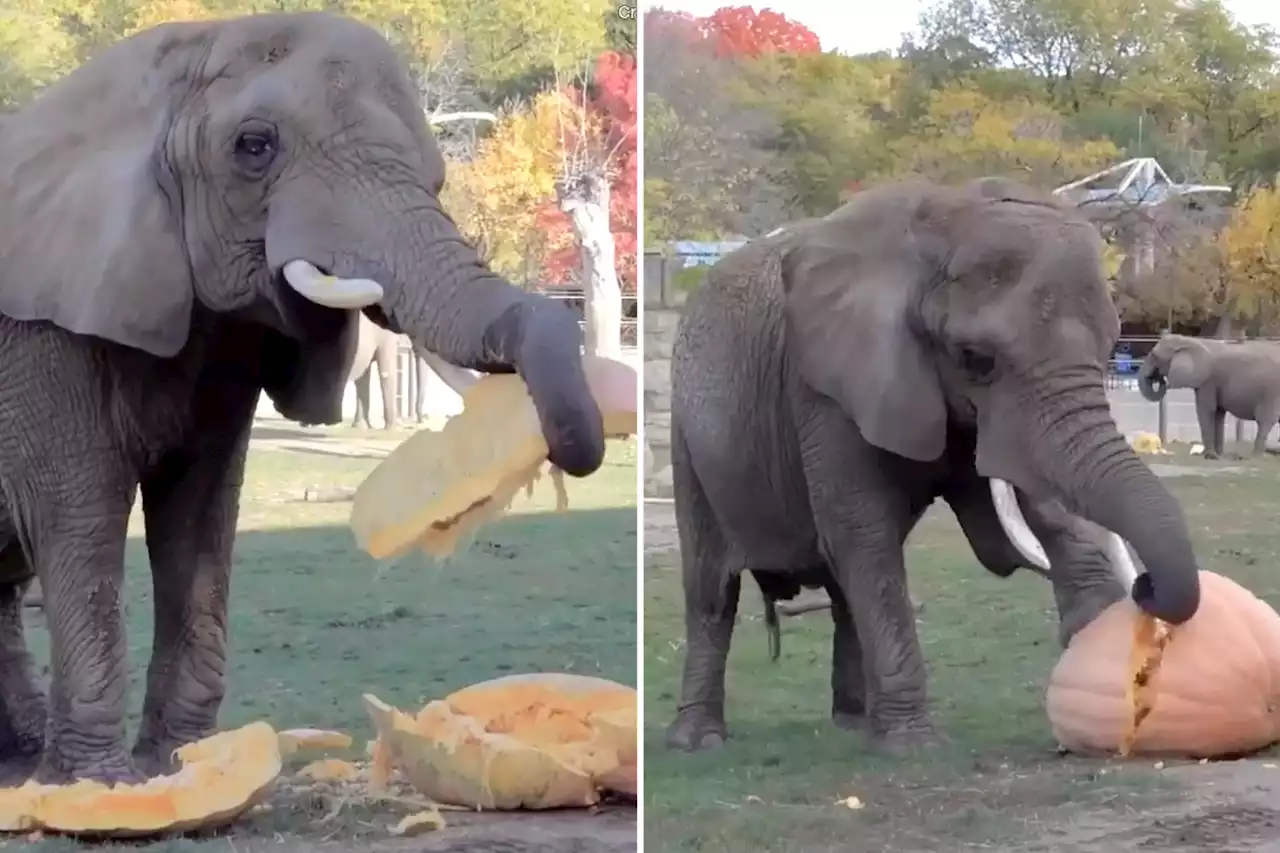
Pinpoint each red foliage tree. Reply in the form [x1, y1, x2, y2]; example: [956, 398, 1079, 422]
[537, 50, 638, 293]
[703, 6, 822, 57]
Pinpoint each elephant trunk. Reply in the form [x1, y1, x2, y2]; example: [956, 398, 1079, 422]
[267, 185, 604, 477]
[1137, 356, 1167, 402]
[1030, 391, 1200, 625]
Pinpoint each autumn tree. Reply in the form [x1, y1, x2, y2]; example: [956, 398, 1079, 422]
[701, 5, 821, 57]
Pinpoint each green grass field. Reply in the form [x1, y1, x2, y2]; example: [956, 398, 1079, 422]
[644, 452, 1280, 853]
[20, 429, 638, 852]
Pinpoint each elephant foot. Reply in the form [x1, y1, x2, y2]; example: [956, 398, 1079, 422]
[832, 710, 871, 732]
[133, 723, 218, 777]
[35, 749, 146, 787]
[1201, 449, 1221, 460]
[0, 726, 44, 787]
[868, 722, 948, 756]
[666, 705, 728, 752]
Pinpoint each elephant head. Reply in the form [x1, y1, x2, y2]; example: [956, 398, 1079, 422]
[1139, 334, 1215, 402]
[0, 12, 603, 477]
[781, 177, 1201, 625]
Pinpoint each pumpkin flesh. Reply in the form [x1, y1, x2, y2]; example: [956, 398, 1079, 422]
[1048, 571, 1280, 758]
[364, 673, 637, 809]
[0, 721, 282, 837]
[350, 355, 637, 561]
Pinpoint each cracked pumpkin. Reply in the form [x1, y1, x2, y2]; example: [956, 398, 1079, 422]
[349, 355, 637, 560]
[1047, 571, 1280, 758]
[364, 672, 637, 810]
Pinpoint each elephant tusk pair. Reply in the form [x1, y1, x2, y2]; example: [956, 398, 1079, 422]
[282, 260, 481, 397]
[988, 479, 1140, 591]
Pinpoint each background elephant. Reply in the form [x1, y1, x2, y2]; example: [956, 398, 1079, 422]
[346, 314, 479, 429]
[1138, 333, 1280, 459]
[0, 12, 607, 785]
[667, 177, 1202, 753]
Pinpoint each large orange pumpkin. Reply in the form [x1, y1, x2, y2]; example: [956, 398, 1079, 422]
[1046, 570, 1280, 758]
[349, 355, 637, 560]
[364, 672, 637, 810]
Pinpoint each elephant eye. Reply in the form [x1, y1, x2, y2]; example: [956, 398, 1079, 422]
[958, 346, 996, 379]
[232, 130, 278, 175]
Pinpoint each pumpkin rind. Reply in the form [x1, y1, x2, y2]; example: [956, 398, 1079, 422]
[0, 721, 282, 837]
[1047, 571, 1280, 758]
[349, 355, 637, 561]
[363, 673, 638, 810]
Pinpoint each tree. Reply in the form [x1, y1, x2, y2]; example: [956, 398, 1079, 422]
[1219, 186, 1280, 326]
[702, 5, 821, 57]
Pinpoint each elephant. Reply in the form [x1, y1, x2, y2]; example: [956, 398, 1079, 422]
[666, 177, 1203, 753]
[1138, 333, 1280, 459]
[0, 11, 609, 785]
[346, 313, 477, 429]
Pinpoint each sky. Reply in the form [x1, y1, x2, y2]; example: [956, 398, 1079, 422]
[650, 0, 1280, 57]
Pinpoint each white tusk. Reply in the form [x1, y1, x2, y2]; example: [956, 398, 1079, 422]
[1102, 530, 1140, 591]
[282, 260, 384, 310]
[416, 348, 481, 397]
[990, 479, 1051, 573]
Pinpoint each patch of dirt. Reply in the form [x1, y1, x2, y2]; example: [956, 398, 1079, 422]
[1007, 761, 1280, 853]
[643, 500, 679, 560]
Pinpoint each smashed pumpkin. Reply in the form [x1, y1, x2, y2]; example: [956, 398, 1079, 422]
[349, 355, 637, 560]
[1047, 571, 1280, 758]
[0, 721, 281, 837]
[364, 672, 637, 810]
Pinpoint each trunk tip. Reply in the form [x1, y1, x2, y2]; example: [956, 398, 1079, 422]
[1131, 570, 1201, 625]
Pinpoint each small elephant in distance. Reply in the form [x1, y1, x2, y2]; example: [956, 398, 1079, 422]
[667, 177, 1203, 753]
[0, 11, 611, 786]
[1139, 334, 1280, 459]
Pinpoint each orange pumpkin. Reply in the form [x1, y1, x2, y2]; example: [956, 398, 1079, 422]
[364, 672, 637, 810]
[349, 355, 637, 560]
[1046, 570, 1280, 758]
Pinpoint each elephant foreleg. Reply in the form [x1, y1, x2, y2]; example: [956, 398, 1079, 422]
[132, 388, 255, 775]
[798, 397, 936, 747]
[374, 334, 399, 430]
[1196, 390, 1224, 458]
[666, 425, 739, 752]
[0, 545, 45, 784]
[352, 367, 373, 429]
[28, 485, 137, 785]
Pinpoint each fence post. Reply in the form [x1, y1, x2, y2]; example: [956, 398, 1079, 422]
[1157, 396, 1167, 445]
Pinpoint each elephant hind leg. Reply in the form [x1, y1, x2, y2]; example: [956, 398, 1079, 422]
[825, 575, 869, 730]
[0, 541, 46, 785]
[667, 422, 739, 753]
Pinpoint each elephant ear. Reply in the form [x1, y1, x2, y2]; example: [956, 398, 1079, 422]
[0, 25, 203, 357]
[1167, 344, 1212, 388]
[781, 214, 946, 462]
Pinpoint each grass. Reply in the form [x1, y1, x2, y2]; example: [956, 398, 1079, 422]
[643, 450, 1280, 853]
[19, 429, 638, 852]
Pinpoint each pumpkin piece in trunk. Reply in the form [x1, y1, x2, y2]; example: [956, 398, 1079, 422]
[349, 355, 637, 561]
[0, 721, 282, 837]
[1046, 571, 1280, 758]
[363, 672, 637, 809]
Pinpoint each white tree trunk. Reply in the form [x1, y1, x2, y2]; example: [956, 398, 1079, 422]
[561, 175, 623, 359]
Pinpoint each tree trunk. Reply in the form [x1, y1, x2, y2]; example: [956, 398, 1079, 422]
[559, 172, 622, 359]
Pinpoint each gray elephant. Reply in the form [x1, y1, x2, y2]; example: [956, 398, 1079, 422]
[346, 314, 477, 428]
[1138, 333, 1280, 458]
[666, 177, 1202, 752]
[0, 12, 608, 785]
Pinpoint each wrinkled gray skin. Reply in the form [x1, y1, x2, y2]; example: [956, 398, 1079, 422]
[1139, 334, 1280, 458]
[0, 12, 606, 785]
[347, 313, 402, 429]
[668, 177, 1202, 752]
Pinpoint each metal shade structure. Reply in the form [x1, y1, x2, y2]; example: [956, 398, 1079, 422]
[1052, 157, 1231, 209]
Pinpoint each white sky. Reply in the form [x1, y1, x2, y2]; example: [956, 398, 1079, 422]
[650, 0, 1280, 56]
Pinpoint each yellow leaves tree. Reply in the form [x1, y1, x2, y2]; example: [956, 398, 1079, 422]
[0, 1, 80, 108]
[888, 85, 1120, 187]
[1218, 186, 1280, 325]
[442, 90, 579, 283]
